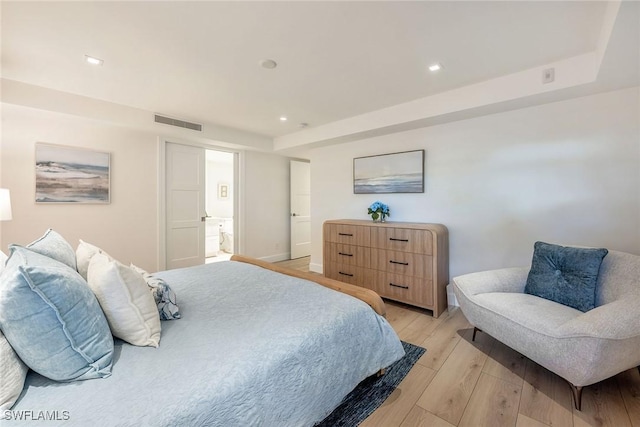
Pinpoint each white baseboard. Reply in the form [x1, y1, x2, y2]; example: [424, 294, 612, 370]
[309, 262, 323, 274]
[446, 283, 459, 307]
[258, 252, 291, 263]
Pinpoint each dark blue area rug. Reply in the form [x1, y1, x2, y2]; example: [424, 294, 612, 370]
[315, 341, 426, 427]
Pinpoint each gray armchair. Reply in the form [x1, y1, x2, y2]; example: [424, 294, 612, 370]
[453, 249, 640, 410]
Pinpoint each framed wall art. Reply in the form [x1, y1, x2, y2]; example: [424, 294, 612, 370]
[35, 142, 111, 203]
[218, 182, 229, 199]
[354, 149, 424, 194]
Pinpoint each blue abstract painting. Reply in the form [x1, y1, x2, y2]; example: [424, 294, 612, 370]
[35, 143, 110, 203]
[354, 150, 424, 194]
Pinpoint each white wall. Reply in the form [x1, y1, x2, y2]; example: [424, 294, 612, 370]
[241, 150, 291, 261]
[309, 87, 640, 277]
[4, 87, 637, 276]
[1, 104, 296, 269]
[1, 104, 159, 271]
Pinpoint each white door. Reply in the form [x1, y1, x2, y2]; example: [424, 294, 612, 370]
[290, 160, 311, 259]
[166, 143, 206, 269]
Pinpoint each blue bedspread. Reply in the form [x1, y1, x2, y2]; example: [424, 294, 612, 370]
[8, 261, 404, 426]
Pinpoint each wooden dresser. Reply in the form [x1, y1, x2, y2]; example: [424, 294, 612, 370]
[323, 219, 449, 317]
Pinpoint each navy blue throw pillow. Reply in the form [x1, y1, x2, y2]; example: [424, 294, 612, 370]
[524, 241, 608, 312]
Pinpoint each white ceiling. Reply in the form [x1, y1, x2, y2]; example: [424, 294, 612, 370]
[1, 1, 638, 145]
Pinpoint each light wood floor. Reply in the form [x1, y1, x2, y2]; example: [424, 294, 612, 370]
[276, 257, 640, 427]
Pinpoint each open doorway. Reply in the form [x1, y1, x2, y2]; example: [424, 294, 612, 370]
[205, 149, 235, 263]
[290, 160, 311, 259]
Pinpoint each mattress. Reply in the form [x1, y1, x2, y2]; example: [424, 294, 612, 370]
[6, 261, 404, 426]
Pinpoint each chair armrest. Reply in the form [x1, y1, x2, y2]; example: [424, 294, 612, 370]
[558, 296, 640, 340]
[453, 267, 530, 296]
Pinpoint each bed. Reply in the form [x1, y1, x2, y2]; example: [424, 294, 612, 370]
[3, 254, 405, 426]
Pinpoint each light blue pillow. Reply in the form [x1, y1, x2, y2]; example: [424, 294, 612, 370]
[26, 229, 77, 270]
[0, 250, 7, 273]
[0, 246, 113, 381]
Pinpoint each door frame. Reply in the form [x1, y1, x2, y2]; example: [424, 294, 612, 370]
[157, 137, 242, 271]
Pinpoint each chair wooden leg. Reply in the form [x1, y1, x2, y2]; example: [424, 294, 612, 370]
[472, 327, 481, 341]
[569, 383, 583, 411]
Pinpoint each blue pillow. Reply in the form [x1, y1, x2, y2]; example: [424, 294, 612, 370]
[524, 241, 608, 312]
[26, 229, 77, 271]
[0, 246, 113, 381]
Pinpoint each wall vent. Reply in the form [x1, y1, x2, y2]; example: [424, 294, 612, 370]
[154, 114, 202, 132]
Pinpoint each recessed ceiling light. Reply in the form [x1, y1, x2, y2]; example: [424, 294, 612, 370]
[280, 116, 288, 122]
[428, 63, 442, 72]
[260, 59, 278, 69]
[85, 55, 104, 66]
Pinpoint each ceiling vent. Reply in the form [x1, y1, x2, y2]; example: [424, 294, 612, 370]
[154, 114, 202, 132]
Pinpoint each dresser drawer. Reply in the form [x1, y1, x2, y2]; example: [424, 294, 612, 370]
[325, 223, 370, 246]
[324, 263, 373, 287]
[374, 273, 434, 307]
[371, 249, 432, 279]
[323, 220, 448, 317]
[372, 227, 432, 254]
[325, 243, 370, 268]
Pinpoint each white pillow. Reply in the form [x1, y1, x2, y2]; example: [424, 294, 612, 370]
[87, 253, 161, 347]
[76, 240, 112, 280]
[0, 330, 29, 412]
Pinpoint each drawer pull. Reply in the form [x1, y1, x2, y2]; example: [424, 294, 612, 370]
[338, 233, 354, 237]
[389, 260, 409, 266]
[389, 238, 409, 242]
[389, 282, 409, 290]
[338, 252, 353, 257]
[339, 271, 354, 277]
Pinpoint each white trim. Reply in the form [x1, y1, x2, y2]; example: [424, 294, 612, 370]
[446, 284, 459, 307]
[309, 262, 323, 274]
[235, 151, 244, 256]
[156, 137, 166, 271]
